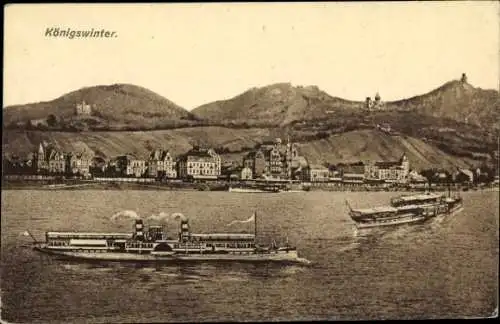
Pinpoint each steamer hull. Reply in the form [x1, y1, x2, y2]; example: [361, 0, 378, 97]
[353, 214, 428, 229]
[31, 214, 308, 265]
[34, 245, 303, 263]
[347, 192, 463, 229]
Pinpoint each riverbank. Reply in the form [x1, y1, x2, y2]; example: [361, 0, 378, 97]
[2, 179, 498, 192]
[1, 180, 225, 191]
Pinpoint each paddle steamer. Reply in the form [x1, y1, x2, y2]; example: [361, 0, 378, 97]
[347, 191, 463, 229]
[31, 213, 307, 264]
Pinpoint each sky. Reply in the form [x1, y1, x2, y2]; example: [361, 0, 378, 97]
[3, 2, 499, 110]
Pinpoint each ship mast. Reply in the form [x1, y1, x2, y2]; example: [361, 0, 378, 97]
[254, 211, 257, 245]
[448, 177, 451, 198]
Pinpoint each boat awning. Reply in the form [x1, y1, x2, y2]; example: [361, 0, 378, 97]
[393, 193, 442, 202]
[396, 204, 426, 210]
[47, 232, 133, 239]
[69, 239, 107, 246]
[190, 233, 255, 241]
[352, 206, 398, 214]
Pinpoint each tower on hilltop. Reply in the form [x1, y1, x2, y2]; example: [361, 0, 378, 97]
[461, 73, 468, 83]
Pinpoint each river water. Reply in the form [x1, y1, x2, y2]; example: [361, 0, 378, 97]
[1, 190, 498, 322]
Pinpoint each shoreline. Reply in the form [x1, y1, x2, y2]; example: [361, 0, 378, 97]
[2, 179, 498, 192]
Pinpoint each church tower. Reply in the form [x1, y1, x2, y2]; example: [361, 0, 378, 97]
[38, 143, 44, 156]
[36, 143, 46, 171]
[400, 154, 410, 178]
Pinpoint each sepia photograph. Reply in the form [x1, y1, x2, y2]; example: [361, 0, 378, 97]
[1, 2, 499, 322]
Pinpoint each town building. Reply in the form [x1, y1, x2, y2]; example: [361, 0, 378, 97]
[240, 166, 253, 180]
[33, 142, 66, 174]
[48, 150, 67, 174]
[221, 161, 240, 179]
[242, 137, 304, 180]
[338, 164, 366, 185]
[66, 151, 93, 177]
[407, 170, 428, 183]
[364, 154, 410, 183]
[226, 166, 253, 181]
[177, 146, 221, 180]
[90, 156, 107, 175]
[453, 169, 474, 184]
[328, 168, 343, 183]
[147, 149, 176, 179]
[474, 167, 492, 184]
[302, 164, 330, 182]
[115, 154, 147, 177]
[243, 150, 266, 179]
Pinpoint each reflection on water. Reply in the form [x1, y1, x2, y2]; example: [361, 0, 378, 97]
[1, 190, 498, 322]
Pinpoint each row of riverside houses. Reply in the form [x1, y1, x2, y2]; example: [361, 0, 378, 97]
[2, 143, 222, 181]
[0, 138, 428, 184]
[1, 143, 95, 178]
[230, 137, 415, 184]
[3, 139, 494, 185]
[235, 137, 496, 186]
[105, 146, 221, 180]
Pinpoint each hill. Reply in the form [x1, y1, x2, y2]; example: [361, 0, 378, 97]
[192, 77, 499, 131]
[292, 129, 480, 171]
[387, 77, 500, 131]
[2, 128, 489, 171]
[3, 84, 197, 131]
[2, 78, 498, 172]
[192, 83, 362, 126]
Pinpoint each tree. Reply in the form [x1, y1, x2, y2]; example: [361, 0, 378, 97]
[420, 168, 438, 185]
[25, 120, 34, 130]
[36, 123, 48, 130]
[46, 114, 58, 127]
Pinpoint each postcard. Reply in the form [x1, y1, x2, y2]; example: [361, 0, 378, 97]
[2, 2, 498, 323]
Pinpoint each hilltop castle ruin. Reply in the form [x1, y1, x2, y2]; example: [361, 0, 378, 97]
[365, 92, 384, 111]
[75, 100, 92, 115]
